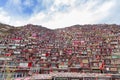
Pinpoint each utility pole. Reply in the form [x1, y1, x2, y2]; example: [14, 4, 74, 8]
[2, 59, 16, 80]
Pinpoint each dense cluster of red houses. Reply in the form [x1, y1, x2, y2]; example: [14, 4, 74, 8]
[0, 24, 120, 79]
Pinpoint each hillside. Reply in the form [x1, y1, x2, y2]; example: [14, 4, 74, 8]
[0, 23, 120, 74]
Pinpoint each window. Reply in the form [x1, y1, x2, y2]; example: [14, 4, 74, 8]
[55, 77, 68, 80]
[16, 73, 22, 78]
[84, 77, 95, 80]
[0, 73, 3, 78]
[71, 79, 80, 80]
